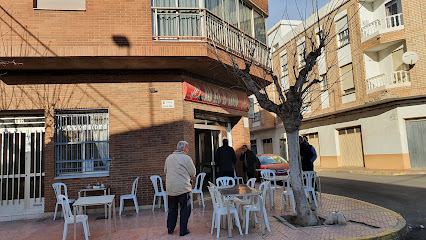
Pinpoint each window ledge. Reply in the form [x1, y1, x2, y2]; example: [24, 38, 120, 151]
[33, 8, 86, 11]
[337, 42, 350, 50]
[55, 172, 109, 179]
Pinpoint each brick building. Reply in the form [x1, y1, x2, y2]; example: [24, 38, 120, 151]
[251, 0, 426, 171]
[0, 0, 269, 220]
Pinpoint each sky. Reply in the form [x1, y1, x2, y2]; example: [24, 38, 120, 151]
[266, 0, 329, 30]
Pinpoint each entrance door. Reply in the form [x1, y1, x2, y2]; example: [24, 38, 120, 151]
[195, 129, 220, 186]
[338, 126, 365, 168]
[406, 119, 426, 168]
[263, 138, 273, 154]
[0, 124, 45, 219]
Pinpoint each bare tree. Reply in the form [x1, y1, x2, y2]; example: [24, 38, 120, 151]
[207, 0, 358, 226]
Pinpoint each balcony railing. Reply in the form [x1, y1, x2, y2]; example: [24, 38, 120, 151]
[152, 7, 269, 67]
[361, 13, 404, 41]
[367, 70, 410, 90]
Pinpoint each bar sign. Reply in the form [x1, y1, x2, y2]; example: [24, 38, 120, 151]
[162, 100, 175, 109]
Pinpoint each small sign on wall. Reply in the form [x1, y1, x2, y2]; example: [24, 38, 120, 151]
[162, 100, 175, 109]
[243, 117, 249, 128]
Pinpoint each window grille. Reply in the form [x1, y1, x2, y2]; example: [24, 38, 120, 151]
[54, 110, 111, 178]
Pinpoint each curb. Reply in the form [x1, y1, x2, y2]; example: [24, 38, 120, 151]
[333, 195, 407, 240]
[317, 168, 426, 176]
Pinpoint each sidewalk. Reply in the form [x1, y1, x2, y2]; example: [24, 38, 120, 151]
[0, 189, 406, 240]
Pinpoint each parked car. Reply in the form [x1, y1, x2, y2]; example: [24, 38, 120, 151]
[257, 154, 290, 176]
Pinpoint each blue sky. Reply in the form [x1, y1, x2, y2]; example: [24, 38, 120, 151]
[267, 0, 329, 30]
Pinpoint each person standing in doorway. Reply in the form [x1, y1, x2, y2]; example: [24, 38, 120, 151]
[299, 136, 314, 171]
[303, 136, 317, 168]
[240, 145, 259, 181]
[164, 141, 196, 236]
[214, 138, 237, 177]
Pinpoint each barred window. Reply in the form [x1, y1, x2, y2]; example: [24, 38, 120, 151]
[54, 109, 111, 178]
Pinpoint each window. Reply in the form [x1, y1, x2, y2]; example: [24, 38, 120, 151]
[280, 53, 288, 76]
[250, 140, 257, 154]
[385, 0, 398, 16]
[336, 16, 350, 47]
[154, 0, 201, 38]
[280, 52, 289, 90]
[297, 41, 306, 67]
[54, 109, 111, 178]
[223, 0, 238, 26]
[239, 1, 253, 37]
[321, 74, 328, 90]
[248, 97, 260, 122]
[34, 0, 86, 10]
[254, 10, 266, 44]
[340, 63, 355, 93]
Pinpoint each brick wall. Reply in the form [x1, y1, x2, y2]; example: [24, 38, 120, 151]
[0, 72, 250, 212]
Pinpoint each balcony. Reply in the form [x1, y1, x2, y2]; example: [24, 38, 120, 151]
[152, 7, 269, 67]
[361, 13, 404, 41]
[366, 70, 410, 92]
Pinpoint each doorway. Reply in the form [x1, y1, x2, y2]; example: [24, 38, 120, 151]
[195, 129, 220, 186]
[262, 138, 273, 154]
[194, 116, 230, 186]
[0, 116, 45, 219]
[406, 119, 426, 169]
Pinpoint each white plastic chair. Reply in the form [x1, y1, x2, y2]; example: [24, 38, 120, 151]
[280, 176, 296, 214]
[150, 175, 168, 212]
[191, 172, 206, 209]
[260, 169, 282, 207]
[208, 186, 243, 238]
[234, 170, 244, 185]
[52, 183, 75, 220]
[303, 171, 318, 207]
[242, 181, 271, 234]
[58, 195, 90, 240]
[119, 177, 140, 215]
[234, 177, 257, 220]
[216, 177, 235, 189]
[246, 178, 256, 189]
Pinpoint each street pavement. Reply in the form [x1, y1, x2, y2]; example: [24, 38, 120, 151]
[318, 171, 426, 239]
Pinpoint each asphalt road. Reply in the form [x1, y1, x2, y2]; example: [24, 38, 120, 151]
[318, 171, 426, 239]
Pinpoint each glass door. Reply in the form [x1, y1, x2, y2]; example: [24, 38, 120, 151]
[0, 126, 45, 219]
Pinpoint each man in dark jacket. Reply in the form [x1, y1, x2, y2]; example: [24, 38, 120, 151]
[215, 138, 237, 177]
[299, 136, 314, 171]
[240, 145, 259, 181]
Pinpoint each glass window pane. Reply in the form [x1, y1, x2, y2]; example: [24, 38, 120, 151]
[239, 1, 253, 36]
[223, 0, 238, 26]
[178, 0, 198, 7]
[205, 0, 222, 17]
[254, 10, 266, 43]
[155, 0, 176, 7]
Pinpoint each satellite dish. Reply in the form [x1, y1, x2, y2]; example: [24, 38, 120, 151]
[402, 51, 418, 65]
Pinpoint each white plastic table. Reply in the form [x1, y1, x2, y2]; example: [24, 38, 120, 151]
[73, 195, 116, 240]
[78, 187, 110, 218]
[218, 185, 266, 238]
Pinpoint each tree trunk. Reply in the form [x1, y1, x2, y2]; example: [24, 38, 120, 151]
[286, 130, 318, 226]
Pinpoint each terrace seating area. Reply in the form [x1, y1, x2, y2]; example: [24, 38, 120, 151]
[0, 175, 405, 240]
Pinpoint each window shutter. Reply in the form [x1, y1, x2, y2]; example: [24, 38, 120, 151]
[340, 63, 355, 91]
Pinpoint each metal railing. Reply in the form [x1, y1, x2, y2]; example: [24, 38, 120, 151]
[152, 7, 269, 67]
[366, 70, 410, 90]
[362, 13, 404, 40]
